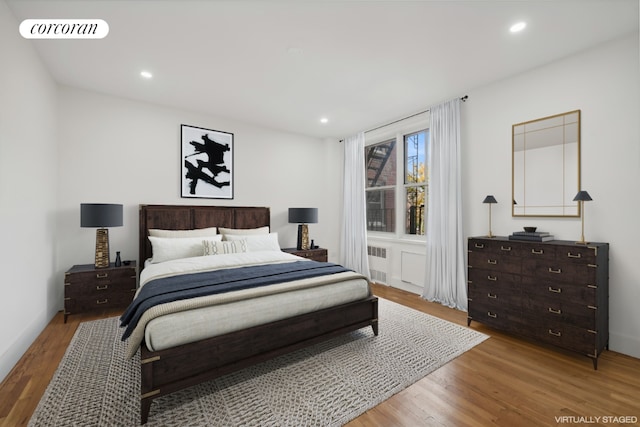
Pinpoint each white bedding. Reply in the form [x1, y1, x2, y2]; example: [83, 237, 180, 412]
[128, 251, 371, 355]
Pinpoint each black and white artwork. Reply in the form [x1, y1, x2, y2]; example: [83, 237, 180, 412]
[181, 124, 233, 199]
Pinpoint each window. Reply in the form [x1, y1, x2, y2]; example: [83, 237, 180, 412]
[404, 130, 428, 235]
[365, 129, 429, 236]
[365, 140, 396, 232]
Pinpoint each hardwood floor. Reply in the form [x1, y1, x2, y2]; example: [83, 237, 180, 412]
[1, 284, 639, 427]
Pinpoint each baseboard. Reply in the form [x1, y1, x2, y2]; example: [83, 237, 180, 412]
[0, 309, 53, 383]
[609, 332, 640, 360]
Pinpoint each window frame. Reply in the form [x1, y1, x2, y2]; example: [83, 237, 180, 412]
[364, 113, 430, 242]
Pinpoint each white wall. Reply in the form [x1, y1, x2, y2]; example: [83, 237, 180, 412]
[55, 86, 343, 308]
[0, 2, 59, 382]
[463, 34, 640, 358]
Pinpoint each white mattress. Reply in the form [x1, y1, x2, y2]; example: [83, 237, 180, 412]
[134, 250, 371, 352]
[144, 277, 369, 351]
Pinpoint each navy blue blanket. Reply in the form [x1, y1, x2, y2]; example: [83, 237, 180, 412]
[120, 260, 351, 340]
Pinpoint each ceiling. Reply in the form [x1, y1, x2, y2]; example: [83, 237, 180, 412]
[7, 0, 639, 139]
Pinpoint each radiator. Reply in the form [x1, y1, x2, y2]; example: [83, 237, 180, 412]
[367, 245, 389, 284]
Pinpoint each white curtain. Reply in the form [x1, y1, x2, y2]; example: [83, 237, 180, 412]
[422, 98, 467, 310]
[341, 132, 370, 278]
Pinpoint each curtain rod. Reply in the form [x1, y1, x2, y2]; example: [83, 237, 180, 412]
[340, 95, 468, 142]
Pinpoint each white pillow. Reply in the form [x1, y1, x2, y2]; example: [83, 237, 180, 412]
[219, 226, 269, 238]
[149, 227, 218, 238]
[225, 233, 280, 252]
[149, 235, 222, 263]
[203, 239, 248, 256]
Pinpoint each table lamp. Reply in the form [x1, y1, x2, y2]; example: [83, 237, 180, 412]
[81, 203, 123, 268]
[573, 191, 592, 244]
[483, 195, 497, 238]
[288, 208, 318, 250]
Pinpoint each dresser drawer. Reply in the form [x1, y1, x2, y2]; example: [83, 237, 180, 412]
[468, 251, 521, 274]
[468, 303, 522, 332]
[522, 258, 597, 283]
[521, 276, 597, 304]
[522, 295, 597, 329]
[527, 318, 599, 356]
[469, 239, 525, 257]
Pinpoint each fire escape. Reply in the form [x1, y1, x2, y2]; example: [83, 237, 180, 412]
[366, 141, 395, 231]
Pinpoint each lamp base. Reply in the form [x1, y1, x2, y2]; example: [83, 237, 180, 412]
[575, 240, 590, 245]
[95, 228, 110, 268]
[297, 224, 310, 250]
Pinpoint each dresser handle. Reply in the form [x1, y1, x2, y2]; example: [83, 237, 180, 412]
[500, 246, 512, 251]
[96, 273, 108, 279]
[567, 252, 582, 258]
[487, 312, 497, 318]
[548, 329, 562, 337]
[474, 243, 484, 249]
[548, 286, 562, 293]
[531, 249, 544, 255]
[96, 285, 108, 290]
[487, 275, 497, 281]
[96, 299, 108, 304]
[487, 293, 497, 299]
[548, 307, 562, 314]
[487, 259, 497, 265]
[548, 268, 562, 274]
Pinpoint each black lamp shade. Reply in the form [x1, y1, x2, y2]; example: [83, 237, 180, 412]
[81, 203, 123, 228]
[483, 195, 497, 204]
[573, 191, 593, 202]
[288, 208, 318, 224]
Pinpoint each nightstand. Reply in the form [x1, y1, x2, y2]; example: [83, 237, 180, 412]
[282, 247, 328, 262]
[64, 262, 137, 323]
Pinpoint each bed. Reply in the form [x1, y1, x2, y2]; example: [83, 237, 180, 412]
[127, 204, 379, 424]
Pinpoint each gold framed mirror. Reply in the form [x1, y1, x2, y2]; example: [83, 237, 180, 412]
[512, 110, 581, 217]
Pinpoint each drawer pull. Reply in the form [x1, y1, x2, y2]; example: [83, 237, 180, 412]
[548, 268, 562, 274]
[531, 249, 544, 255]
[487, 259, 497, 265]
[500, 246, 512, 251]
[487, 293, 497, 299]
[548, 286, 562, 293]
[567, 252, 582, 259]
[474, 243, 485, 249]
[96, 273, 108, 279]
[548, 329, 562, 337]
[96, 299, 108, 305]
[487, 312, 497, 318]
[548, 307, 562, 314]
[96, 285, 108, 291]
[487, 275, 497, 281]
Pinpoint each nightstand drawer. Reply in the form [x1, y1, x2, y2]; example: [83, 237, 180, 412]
[65, 267, 135, 285]
[65, 276, 136, 298]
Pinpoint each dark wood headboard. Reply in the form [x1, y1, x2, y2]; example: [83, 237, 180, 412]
[139, 205, 270, 265]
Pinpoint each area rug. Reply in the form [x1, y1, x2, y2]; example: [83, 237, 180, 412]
[29, 298, 487, 427]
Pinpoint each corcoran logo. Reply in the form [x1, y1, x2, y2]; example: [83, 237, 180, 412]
[19, 19, 109, 39]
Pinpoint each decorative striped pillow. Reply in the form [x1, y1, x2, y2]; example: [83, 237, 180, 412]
[203, 239, 248, 256]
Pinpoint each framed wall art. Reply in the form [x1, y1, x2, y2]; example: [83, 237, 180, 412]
[181, 124, 234, 199]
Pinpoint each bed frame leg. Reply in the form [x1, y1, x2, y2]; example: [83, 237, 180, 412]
[141, 399, 151, 424]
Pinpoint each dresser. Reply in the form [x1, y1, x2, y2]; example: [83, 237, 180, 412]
[467, 237, 609, 369]
[64, 262, 137, 322]
[282, 247, 328, 262]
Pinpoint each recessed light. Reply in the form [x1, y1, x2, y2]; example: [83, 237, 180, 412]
[140, 70, 153, 79]
[510, 22, 526, 33]
[320, 117, 329, 124]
